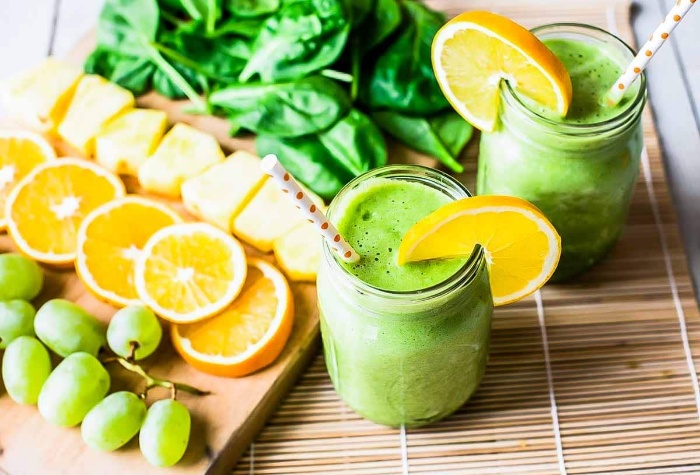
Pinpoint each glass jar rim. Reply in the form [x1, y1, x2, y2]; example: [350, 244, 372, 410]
[322, 165, 486, 304]
[502, 22, 647, 134]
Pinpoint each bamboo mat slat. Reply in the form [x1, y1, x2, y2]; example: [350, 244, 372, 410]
[232, 0, 700, 473]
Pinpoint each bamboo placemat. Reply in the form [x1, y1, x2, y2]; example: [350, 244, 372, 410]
[233, 0, 700, 473]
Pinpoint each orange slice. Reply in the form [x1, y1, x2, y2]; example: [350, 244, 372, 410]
[171, 258, 294, 377]
[134, 222, 247, 323]
[6, 158, 125, 265]
[398, 195, 560, 306]
[431, 11, 572, 132]
[76, 196, 183, 307]
[0, 130, 56, 230]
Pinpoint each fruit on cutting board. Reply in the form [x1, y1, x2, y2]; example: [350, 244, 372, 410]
[1, 336, 51, 405]
[5, 158, 125, 265]
[172, 258, 294, 377]
[81, 391, 147, 452]
[0, 131, 55, 230]
[76, 196, 183, 306]
[0, 300, 36, 349]
[95, 109, 168, 175]
[232, 178, 324, 253]
[181, 150, 267, 230]
[106, 306, 162, 360]
[273, 222, 322, 282]
[138, 123, 225, 198]
[135, 222, 248, 323]
[0, 58, 82, 132]
[34, 299, 106, 358]
[139, 399, 191, 467]
[56, 75, 134, 156]
[0, 253, 44, 300]
[38, 352, 110, 427]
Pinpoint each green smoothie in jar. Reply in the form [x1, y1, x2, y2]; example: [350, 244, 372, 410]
[317, 166, 493, 427]
[477, 24, 646, 280]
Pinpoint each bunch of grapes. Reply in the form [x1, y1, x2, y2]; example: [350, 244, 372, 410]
[0, 254, 207, 468]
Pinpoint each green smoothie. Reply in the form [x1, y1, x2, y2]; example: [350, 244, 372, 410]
[318, 166, 493, 427]
[478, 25, 645, 280]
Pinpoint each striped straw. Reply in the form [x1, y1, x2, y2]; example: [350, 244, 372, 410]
[260, 154, 360, 263]
[605, 0, 696, 106]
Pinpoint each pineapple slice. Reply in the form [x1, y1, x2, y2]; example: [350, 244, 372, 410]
[232, 178, 324, 253]
[57, 75, 134, 156]
[138, 123, 224, 198]
[0, 58, 82, 132]
[181, 150, 267, 230]
[273, 222, 322, 282]
[95, 109, 168, 176]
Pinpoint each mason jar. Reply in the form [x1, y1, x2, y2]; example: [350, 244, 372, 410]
[477, 24, 646, 281]
[318, 166, 493, 428]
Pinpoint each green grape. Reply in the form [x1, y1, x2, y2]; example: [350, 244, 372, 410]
[107, 306, 162, 360]
[38, 352, 110, 427]
[0, 300, 36, 349]
[139, 399, 191, 467]
[2, 336, 51, 405]
[0, 253, 44, 301]
[81, 391, 147, 451]
[34, 299, 106, 357]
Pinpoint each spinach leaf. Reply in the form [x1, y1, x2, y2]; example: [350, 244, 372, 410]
[239, 0, 351, 82]
[174, 0, 222, 32]
[152, 60, 207, 99]
[359, 0, 448, 114]
[209, 76, 351, 137]
[94, 0, 205, 107]
[208, 17, 265, 39]
[84, 48, 156, 95]
[356, 0, 401, 53]
[371, 110, 472, 172]
[345, 0, 373, 28]
[226, 0, 279, 18]
[256, 109, 387, 199]
[256, 135, 352, 200]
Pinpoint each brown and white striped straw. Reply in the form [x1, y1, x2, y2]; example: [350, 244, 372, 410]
[605, 0, 696, 106]
[260, 154, 360, 263]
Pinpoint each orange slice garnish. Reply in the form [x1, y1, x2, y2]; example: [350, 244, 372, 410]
[134, 222, 247, 323]
[398, 195, 560, 306]
[6, 158, 125, 265]
[432, 11, 572, 131]
[76, 196, 183, 307]
[171, 258, 294, 377]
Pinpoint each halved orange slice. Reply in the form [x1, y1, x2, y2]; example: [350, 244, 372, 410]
[432, 11, 572, 131]
[134, 222, 247, 323]
[76, 196, 183, 307]
[0, 130, 56, 230]
[171, 258, 294, 377]
[398, 195, 560, 306]
[6, 158, 125, 265]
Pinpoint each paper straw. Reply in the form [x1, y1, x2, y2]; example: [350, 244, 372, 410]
[605, 0, 696, 106]
[260, 154, 360, 263]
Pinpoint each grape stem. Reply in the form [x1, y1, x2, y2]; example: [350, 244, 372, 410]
[115, 357, 210, 398]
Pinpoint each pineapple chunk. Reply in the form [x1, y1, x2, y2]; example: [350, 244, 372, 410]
[273, 222, 322, 282]
[95, 109, 168, 175]
[0, 58, 82, 132]
[57, 75, 134, 156]
[181, 150, 267, 230]
[232, 179, 324, 253]
[138, 123, 224, 198]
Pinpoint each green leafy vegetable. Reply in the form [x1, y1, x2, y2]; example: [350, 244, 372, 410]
[209, 76, 351, 137]
[226, 0, 279, 18]
[256, 109, 387, 199]
[84, 48, 155, 95]
[359, 0, 449, 114]
[372, 110, 472, 173]
[356, 0, 401, 53]
[239, 0, 351, 82]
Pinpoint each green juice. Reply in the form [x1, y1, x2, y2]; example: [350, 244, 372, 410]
[317, 166, 493, 427]
[478, 25, 645, 280]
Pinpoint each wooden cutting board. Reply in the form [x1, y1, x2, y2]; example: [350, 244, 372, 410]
[0, 35, 326, 475]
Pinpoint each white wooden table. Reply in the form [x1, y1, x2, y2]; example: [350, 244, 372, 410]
[0, 0, 698, 284]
